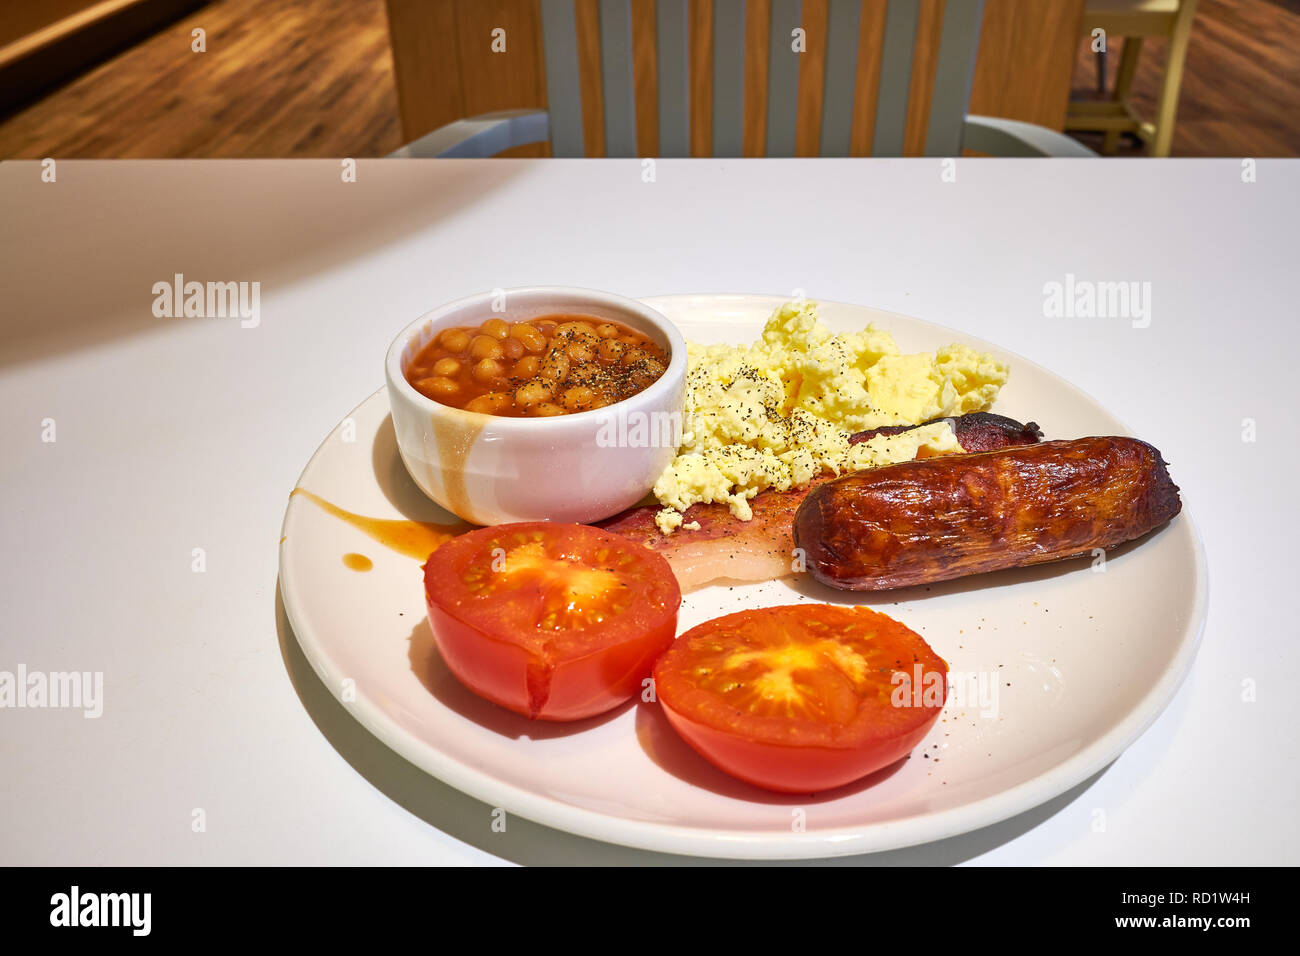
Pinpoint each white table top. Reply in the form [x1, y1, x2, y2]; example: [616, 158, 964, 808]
[1, 157, 1295, 865]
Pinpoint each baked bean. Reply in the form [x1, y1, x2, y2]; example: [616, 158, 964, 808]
[469, 334, 504, 361]
[481, 317, 510, 340]
[595, 323, 621, 339]
[439, 328, 471, 353]
[628, 358, 666, 390]
[514, 380, 552, 408]
[597, 339, 625, 364]
[432, 357, 461, 377]
[472, 358, 506, 385]
[553, 323, 596, 344]
[630, 369, 658, 390]
[621, 347, 647, 366]
[562, 385, 596, 412]
[556, 320, 596, 337]
[566, 362, 603, 383]
[501, 336, 525, 361]
[538, 348, 570, 384]
[465, 392, 511, 414]
[566, 341, 596, 364]
[416, 376, 459, 400]
[529, 402, 566, 417]
[511, 355, 540, 379]
[509, 323, 547, 353]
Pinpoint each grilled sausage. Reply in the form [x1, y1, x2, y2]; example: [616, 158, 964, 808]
[793, 436, 1181, 590]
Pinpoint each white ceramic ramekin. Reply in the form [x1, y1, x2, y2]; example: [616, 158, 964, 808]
[385, 287, 686, 526]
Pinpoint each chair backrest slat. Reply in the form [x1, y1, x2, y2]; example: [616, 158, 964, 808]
[818, 0, 862, 157]
[712, 0, 747, 157]
[872, 0, 921, 157]
[656, 0, 691, 156]
[924, 0, 985, 156]
[599, 0, 639, 155]
[764, 0, 802, 158]
[539, 0, 984, 159]
[541, 0, 586, 156]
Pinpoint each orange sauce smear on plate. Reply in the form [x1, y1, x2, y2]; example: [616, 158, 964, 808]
[290, 489, 471, 562]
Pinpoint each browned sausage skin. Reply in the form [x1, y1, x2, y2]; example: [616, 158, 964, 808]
[793, 437, 1182, 591]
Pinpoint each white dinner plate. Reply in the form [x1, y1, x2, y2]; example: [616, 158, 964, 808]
[277, 293, 1208, 859]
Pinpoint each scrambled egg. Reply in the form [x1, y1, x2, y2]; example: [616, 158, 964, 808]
[652, 300, 1009, 533]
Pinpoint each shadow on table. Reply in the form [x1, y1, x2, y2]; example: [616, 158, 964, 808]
[274, 581, 1117, 866]
[0, 159, 541, 370]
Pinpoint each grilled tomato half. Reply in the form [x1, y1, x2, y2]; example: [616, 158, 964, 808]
[653, 604, 946, 792]
[423, 522, 681, 720]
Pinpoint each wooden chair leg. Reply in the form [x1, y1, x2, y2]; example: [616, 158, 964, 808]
[1102, 36, 1142, 154]
[1114, 36, 1142, 100]
[1152, 2, 1198, 157]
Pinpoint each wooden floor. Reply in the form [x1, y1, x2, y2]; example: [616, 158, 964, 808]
[0, 0, 403, 158]
[1068, 0, 1300, 156]
[1, 0, 1297, 159]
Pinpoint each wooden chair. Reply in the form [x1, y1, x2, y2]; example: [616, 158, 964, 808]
[391, 0, 1094, 159]
[1065, 0, 1199, 156]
